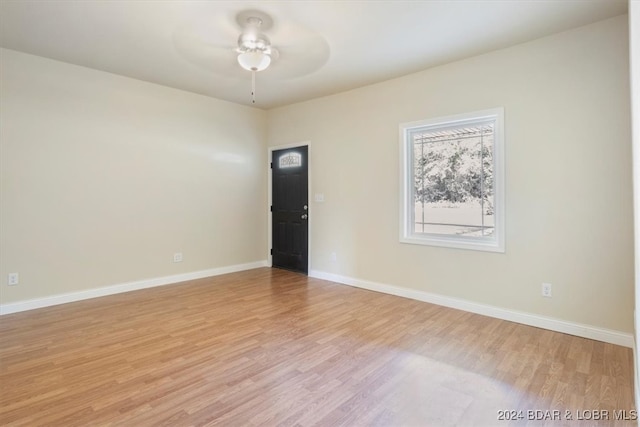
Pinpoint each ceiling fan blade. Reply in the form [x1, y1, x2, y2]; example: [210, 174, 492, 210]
[267, 32, 330, 79]
[172, 19, 240, 77]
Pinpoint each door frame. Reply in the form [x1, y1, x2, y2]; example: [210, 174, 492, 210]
[267, 141, 311, 271]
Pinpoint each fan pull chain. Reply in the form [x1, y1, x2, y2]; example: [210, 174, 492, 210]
[251, 70, 256, 104]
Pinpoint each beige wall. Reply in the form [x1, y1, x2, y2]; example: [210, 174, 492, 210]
[0, 48, 267, 304]
[267, 15, 634, 332]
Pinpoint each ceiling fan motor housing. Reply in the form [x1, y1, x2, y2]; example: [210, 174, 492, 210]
[236, 15, 272, 72]
[237, 17, 271, 54]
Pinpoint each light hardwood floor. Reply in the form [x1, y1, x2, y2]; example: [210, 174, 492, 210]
[0, 268, 635, 426]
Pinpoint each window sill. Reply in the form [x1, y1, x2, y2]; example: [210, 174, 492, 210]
[399, 234, 505, 253]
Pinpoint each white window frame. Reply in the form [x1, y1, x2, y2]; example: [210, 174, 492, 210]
[399, 107, 505, 253]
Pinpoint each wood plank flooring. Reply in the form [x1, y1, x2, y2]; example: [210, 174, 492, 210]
[0, 268, 635, 426]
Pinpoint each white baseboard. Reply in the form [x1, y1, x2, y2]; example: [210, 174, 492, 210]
[0, 260, 268, 315]
[309, 269, 634, 348]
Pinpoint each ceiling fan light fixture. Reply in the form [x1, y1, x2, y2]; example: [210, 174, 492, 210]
[237, 50, 271, 72]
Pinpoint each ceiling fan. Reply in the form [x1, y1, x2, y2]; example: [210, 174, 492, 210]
[173, 9, 330, 105]
[234, 10, 278, 103]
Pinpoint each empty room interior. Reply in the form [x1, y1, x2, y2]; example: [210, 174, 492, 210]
[1, 0, 640, 425]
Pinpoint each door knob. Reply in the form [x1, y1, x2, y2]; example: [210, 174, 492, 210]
[301, 214, 308, 219]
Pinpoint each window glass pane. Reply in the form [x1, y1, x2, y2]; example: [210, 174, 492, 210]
[278, 152, 302, 168]
[412, 123, 494, 237]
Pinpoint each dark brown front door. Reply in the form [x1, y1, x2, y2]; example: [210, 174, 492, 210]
[271, 146, 308, 274]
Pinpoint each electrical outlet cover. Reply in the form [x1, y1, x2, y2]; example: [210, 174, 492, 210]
[8, 273, 19, 286]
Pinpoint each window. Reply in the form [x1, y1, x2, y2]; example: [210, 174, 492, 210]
[399, 108, 505, 252]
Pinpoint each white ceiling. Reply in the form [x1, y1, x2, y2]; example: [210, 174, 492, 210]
[0, 0, 628, 109]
